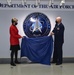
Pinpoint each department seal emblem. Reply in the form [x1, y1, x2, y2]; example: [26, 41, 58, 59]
[23, 12, 51, 38]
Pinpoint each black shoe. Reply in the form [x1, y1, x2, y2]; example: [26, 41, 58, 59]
[51, 61, 56, 63]
[15, 61, 21, 64]
[56, 63, 62, 65]
[10, 62, 16, 66]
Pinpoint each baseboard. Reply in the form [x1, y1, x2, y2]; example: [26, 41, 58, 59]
[63, 58, 74, 63]
[0, 58, 74, 64]
[0, 58, 28, 64]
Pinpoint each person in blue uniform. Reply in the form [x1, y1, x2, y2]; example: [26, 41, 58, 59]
[51, 17, 65, 65]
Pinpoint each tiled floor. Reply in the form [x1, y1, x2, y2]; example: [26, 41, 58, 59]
[0, 63, 74, 75]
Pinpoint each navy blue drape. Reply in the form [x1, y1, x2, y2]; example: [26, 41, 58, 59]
[21, 36, 53, 65]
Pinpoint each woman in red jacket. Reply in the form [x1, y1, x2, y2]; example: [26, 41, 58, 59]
[9, 18, 23, 66]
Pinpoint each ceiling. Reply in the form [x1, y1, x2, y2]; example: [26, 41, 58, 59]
[0, 0, 74, 2]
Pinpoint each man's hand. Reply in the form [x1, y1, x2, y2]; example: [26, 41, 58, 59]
[50, 32, 54, 35]
[48, 32, 54, 36]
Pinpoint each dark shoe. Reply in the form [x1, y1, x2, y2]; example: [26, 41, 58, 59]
[51, 61, 56, 63]
[56, 63, 62, 65]
[10, 62, 16, 66]
[15, 61, 21, 64]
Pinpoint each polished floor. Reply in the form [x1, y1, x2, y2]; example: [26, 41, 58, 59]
[0, 63, 74, 75]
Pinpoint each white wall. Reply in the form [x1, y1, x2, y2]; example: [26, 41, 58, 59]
[0, 2, 74, 58]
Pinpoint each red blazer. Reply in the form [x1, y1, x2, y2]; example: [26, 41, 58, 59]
[9, 25, 22, 45]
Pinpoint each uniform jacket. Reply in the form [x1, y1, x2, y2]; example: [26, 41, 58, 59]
[52, 23, 65, 44]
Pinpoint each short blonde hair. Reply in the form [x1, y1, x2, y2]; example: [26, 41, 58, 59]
[11, 18, 18, 23]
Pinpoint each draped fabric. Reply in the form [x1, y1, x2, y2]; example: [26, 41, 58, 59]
[21, 36, 53, 65]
